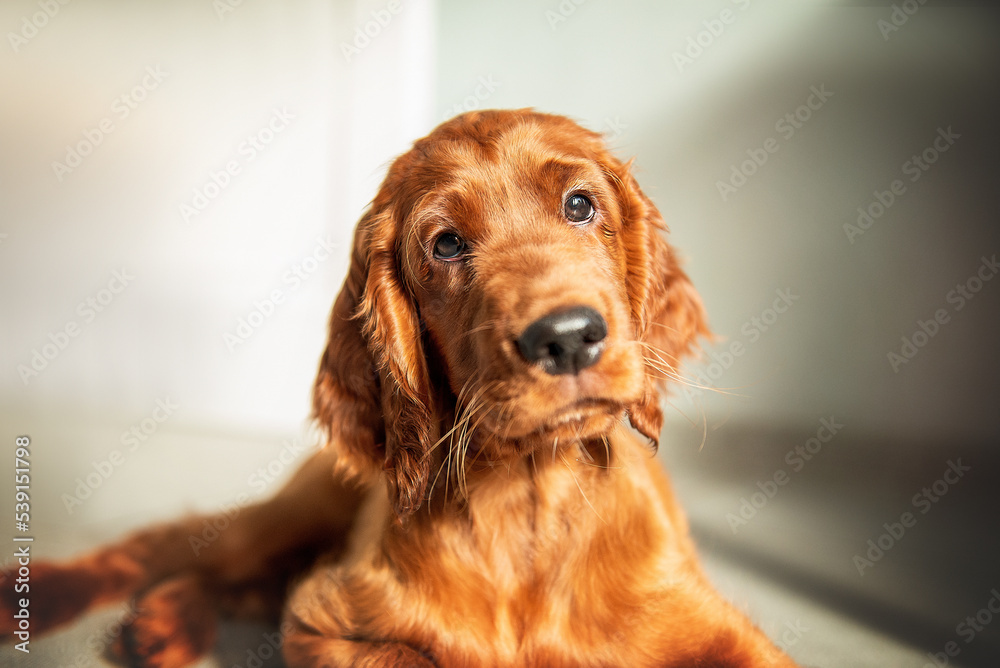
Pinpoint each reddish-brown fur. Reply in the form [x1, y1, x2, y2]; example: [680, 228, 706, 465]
[1, 110, 799, 667]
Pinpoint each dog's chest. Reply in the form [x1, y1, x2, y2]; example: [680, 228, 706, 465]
[366, 456, 670, 666]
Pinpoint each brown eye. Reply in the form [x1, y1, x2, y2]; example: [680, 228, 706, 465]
[564, 193, 595, 224]
[433, 232, 466, 260]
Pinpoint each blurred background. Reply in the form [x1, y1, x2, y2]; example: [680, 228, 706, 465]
[1, 1, 998, 666]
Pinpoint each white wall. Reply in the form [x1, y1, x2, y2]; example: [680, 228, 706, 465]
[0, 0, 435, 439]
[3, 1, 998, 450]
[433, 0, 1000, 447]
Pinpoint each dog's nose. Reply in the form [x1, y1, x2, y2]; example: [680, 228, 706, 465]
[517, 306, 608, 375]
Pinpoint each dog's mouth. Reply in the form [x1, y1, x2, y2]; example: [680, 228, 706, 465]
[447, 332, 646, 460]
[464, 397, 623, 459]
[529, 398, 621, 435]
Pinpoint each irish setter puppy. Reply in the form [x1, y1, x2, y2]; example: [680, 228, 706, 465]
[2, 109, 799, 667]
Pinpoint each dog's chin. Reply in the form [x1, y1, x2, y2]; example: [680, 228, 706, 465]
[528, 401, 621, 439]
[471, 401, 623, 461]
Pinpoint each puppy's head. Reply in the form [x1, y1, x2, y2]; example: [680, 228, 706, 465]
[313, 109, 708, 518]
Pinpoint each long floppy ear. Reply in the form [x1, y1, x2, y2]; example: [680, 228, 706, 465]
[613, 161, 710, 445]
[312, 205, 433, 520]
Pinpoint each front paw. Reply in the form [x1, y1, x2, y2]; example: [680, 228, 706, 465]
[110, 575, 217, 668]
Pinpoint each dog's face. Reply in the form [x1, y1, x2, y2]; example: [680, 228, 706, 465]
[405, 119, 648, 457]
[314, 110, 708, 517]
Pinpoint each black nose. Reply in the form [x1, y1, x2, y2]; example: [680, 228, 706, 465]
[517, 306, 608, 375]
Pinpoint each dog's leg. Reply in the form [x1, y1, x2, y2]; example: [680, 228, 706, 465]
[655, 588, 801, 668]
[280, 544, 437, 668]
[110, 574, 217, 668]
[696, 615, 801, 668]
[1, 446, 363, 663]
[1, 518, 214, 636]
[283, 631, 437, 668]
